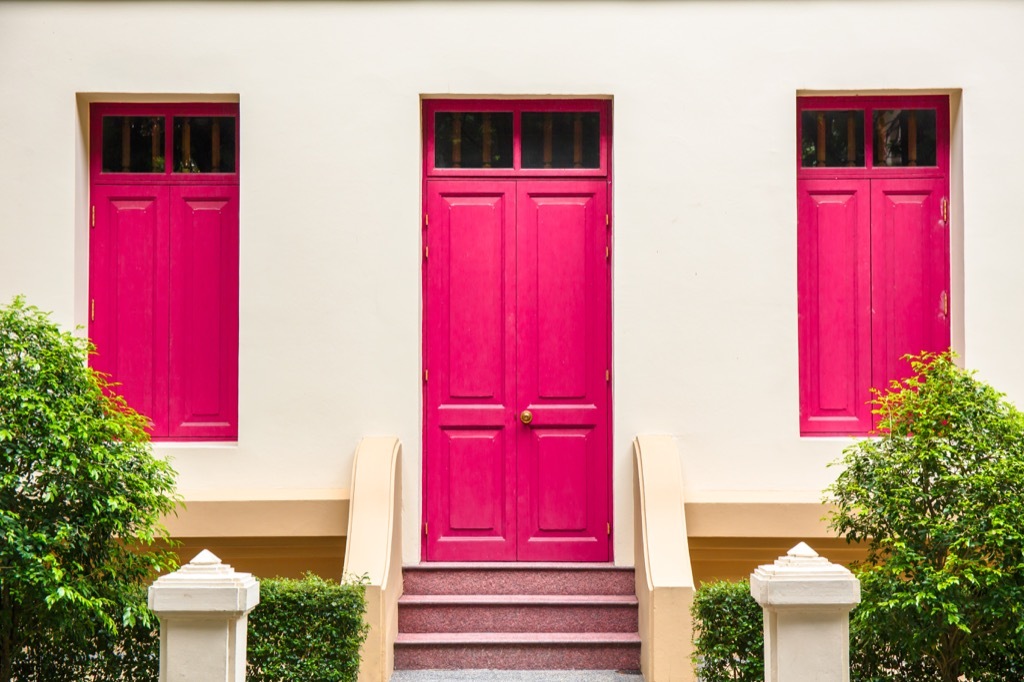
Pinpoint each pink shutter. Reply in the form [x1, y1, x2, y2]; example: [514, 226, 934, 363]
[90, 185, 171, 436]
[167, 185, 239, 440]
[798, 179, 872, 435]
[870, 178, 949, 398]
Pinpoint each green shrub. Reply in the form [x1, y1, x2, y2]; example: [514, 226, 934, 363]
[247, 573, 368, 682]
[691, 579, 763, 682]
[12, 585, 159, 681]
[828, 351, 1024, 682]
[11, 574, 367, 682]
[0, 296, 179, 682]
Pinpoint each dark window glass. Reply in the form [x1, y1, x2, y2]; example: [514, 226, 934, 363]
[435, 112, 513, 169]
[173, 117, 236, 173]
[522, 112, 600, 169]
[801, 110, 865, 167]
[873, 109, 937, 167]
[102, 116, 164, 173]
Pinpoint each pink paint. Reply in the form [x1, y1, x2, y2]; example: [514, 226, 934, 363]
[797, 96, 949, 435]
[422, 101, 612, 561]
[89, 103, 239, 441]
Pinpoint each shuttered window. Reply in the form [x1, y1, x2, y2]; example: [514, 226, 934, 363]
[797, 95, 950, 436]
[89, 103, 239, 441]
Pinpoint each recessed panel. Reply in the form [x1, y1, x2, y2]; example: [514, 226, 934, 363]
[112, 199, 160, 419]
[447, 197, 505, 399]
[535, 200, 588, 399]
[814, 195, 860, 411]
[448, 431, 503, 531]
[180, 199, 228, 417]
[536, 432, 588, 532]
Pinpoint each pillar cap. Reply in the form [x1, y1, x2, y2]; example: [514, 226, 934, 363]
[750, 542, 861, 607]
[149, 550, 260, 615]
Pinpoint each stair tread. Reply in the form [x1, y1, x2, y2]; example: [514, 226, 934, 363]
[396, 632, 641, 645]
[404, 563, 633, 571]
[400, 593, 638, 606]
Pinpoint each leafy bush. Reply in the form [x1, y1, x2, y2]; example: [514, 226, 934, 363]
[248, 573, 368, 682]
[11, 573, 368, 681]
[0, 296, 179, 682]
[828, 351, 1024, 682]
[12, 585, 159, 681]
[691, 579, 763, 682]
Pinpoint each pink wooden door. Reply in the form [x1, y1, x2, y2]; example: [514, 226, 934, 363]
[425, 180, 518, 561]
[89, 185, 171, 432]
[424, 179, 610, 562]
[516, 180, 610, 562]
[168, 185, 240, 440]
[797, 179, 872, 435]
[871, 177, 950, 393]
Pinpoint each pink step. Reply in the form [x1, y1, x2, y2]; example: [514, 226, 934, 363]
[398, 593, 639, 633]
[403, 563, 636, 596]
[393, 632, 642, 670]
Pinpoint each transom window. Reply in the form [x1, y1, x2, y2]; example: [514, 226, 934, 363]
[424, 100, 610, 177]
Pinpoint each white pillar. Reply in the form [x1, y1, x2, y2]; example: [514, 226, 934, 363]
[149, 549, 260, 682]
[750, 542, 861, 682]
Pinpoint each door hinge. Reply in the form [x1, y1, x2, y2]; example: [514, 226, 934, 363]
[424, 246, 428, 259]
[941, 197, 949, 224]
[605, 213, 609, 226]
[940, 290, 949, 317]
[607, 522, 611, 536]
[424, 522, 428, 536]
[605, 245, 610, 260]
[91, 206, 95, 228]
[90, 299, 95, 321]
[425, 213, 429, 227]
[606, 369, 610, 382]
[424, 369, 428, 382]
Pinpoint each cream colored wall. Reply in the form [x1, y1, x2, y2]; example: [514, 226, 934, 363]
[2, 1, 1023, 567]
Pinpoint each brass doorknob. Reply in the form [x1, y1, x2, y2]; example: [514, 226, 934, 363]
[520, 410, 533, 425]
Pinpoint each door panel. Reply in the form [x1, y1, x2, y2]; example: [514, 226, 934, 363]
[89, 185, 171, 434]
[871, 178, 949, 394]
[168, 185, 240, 440]
[425, 179, 611, 562]
[797, 180, 872, 435]
[425, 181, 517, 561]
[516, 180, 609, 561]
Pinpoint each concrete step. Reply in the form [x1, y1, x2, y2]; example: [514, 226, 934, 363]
[398, 593, 639, 633]
[393, 632, 642, 671]
[403, 563, 636, 596]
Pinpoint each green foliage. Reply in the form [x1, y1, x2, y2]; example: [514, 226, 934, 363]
[827, 351, 1024, 682]
[690, 579, 763, 682]
[248, 573, 369, 682]
[10, 573, 369, 681]
[0, 296, 179, 681]
[12, 584, 159, 681]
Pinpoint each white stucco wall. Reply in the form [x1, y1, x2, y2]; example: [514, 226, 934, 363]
[1, 1, 1022, 565]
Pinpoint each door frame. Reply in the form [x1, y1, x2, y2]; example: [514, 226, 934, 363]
[420, 98, 614, 562]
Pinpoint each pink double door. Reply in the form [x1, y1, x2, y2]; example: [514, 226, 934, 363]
[425, 179, 611, 562]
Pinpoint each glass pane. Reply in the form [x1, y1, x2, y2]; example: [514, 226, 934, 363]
[102, 116, 164, 173]
[801, 110, 865, 167]
[173, 117, 236, 173]
[434, 112, 513, 169]
[873, 109, 937, 167]
[522, 112, 600, 169]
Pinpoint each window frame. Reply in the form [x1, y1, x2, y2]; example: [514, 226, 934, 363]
[423, 98, 611, 178]
[88, 101, 240, 442]
[796, 94, 951, 437]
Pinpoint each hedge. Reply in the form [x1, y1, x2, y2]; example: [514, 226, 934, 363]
[691, 577, 1024, 682]
[690, 579, 763, 682]
[12, 573, 367, 682]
